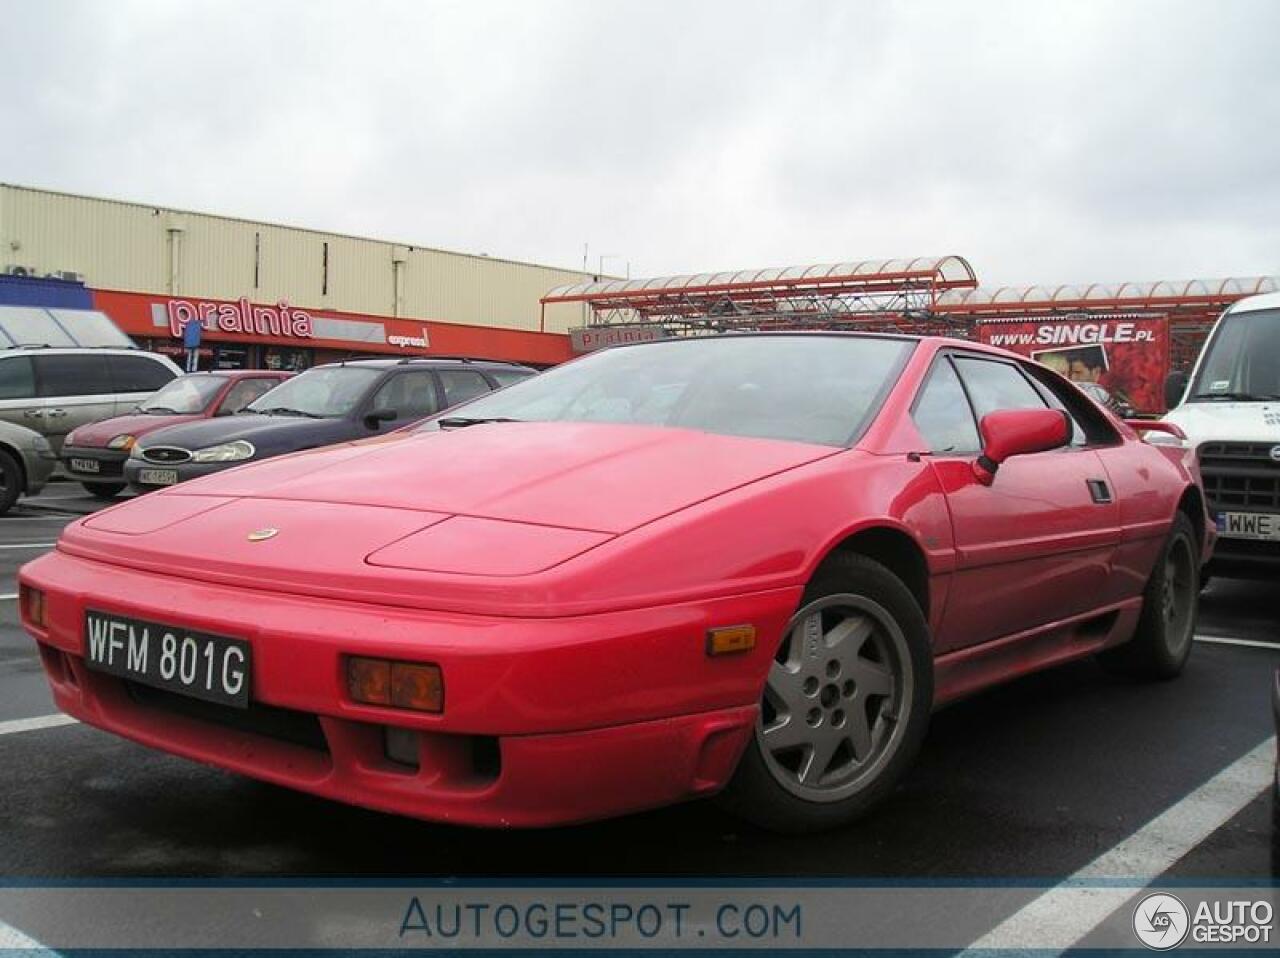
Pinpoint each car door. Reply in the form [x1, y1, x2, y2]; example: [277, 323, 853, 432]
[364, 370, 443, 430]
[31, 354, 116, 453]
[913, 352, 1120, 652]
[0, 356, 43, 435]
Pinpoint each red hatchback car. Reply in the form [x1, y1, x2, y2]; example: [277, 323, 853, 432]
[60, 370, 291, 498]
[20, 334, 1212, 832]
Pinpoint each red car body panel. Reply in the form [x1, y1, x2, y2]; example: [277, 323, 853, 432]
[68, 371, 291, 447]
[19, 335, 1214, 826]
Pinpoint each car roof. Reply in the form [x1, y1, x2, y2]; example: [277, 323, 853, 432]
[313, 356, 535, 371]
[0, 346, 168, 357]
[587, 329, 1029, 362]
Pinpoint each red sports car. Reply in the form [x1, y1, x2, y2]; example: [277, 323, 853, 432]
[19, 334, 1213, 832]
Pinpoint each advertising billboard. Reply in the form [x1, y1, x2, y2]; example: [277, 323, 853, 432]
[977, 315, 1170, 414]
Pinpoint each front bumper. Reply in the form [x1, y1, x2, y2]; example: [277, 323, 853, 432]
[123, 457, 238, 492]
[61, 445, 129, 483]
[20, 550, 787, 826]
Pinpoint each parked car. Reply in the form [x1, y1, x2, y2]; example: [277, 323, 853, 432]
[0, 347, 181, 455]
[124, 357, 535, 492]
[60, 370, 292, 498]
[19, 334, 1211, 832]
[0, 420, 57, 515]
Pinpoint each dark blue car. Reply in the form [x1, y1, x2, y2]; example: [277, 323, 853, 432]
[125, 357, 534, 492]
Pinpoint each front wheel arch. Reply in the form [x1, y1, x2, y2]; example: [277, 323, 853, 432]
[814, 525, 931, 622]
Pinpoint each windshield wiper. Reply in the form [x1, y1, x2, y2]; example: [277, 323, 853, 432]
[1190, 391, 1280, 401]
[437, 416, 522, 429]
[255, 406, 325, 419]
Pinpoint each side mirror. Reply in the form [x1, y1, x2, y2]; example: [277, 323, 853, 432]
[364, 408, 397, 430]
[974, 408, 1071, 485]
[1164, 370, 1189, 410]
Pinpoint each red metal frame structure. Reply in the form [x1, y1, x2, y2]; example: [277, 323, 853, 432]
[933, 277, 1280, 369]
[540, 256, 979, 334]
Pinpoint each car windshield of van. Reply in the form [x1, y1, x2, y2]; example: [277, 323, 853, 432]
[417, 335, 914, 447]
[245, 366, 381, 418]
[1188, 309, 1280, 401]
[139, 374, 228, 414]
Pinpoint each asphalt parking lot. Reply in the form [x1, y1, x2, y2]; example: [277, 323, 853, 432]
[0, 481, 1276, 889]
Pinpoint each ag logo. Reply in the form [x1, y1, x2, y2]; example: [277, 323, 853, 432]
[1269, 445, 1280, 463]
[1133, 893, 1190, 950]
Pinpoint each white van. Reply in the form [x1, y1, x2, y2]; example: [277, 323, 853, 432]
[1161, 292, 1280, 578]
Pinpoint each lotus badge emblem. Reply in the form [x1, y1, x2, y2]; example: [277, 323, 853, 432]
[247, 528, 279, 542]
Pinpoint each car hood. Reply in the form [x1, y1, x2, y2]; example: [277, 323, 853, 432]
[69, 413, 204, 448]
[137, 413, 353, 454]
[58, 422, 839, 609]
[1164, 401, 1280, 446]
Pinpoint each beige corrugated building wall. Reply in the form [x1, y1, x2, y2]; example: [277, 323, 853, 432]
[0, 183, 595, 333]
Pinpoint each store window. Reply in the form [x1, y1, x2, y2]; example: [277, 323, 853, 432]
[264, 347, 311, 372]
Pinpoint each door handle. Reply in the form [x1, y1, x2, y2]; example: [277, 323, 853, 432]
[22, 408, 43, 419]
[1086, 479, 1112, 504]
[46, 408, 67, 419]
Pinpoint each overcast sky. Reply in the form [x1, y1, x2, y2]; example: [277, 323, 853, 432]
[3, 0, 1279, 287]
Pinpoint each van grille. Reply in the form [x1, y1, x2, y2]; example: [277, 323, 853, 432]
[1199, 442, 1280, 513]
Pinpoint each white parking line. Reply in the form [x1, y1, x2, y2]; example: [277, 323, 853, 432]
[1196, 634, 1280, 651]
[964, 736, 1276, 952]
[0, 542, 55, 550]
[0, 919, 48, 950]
[0, 713, 79, 737]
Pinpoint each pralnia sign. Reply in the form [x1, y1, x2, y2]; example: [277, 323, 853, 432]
[167, 297, 314, 339]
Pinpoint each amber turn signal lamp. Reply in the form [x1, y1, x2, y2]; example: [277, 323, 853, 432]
[347, 656, 443, 713]
[20, 585, 46, 628]
[706, 624, 756, 656]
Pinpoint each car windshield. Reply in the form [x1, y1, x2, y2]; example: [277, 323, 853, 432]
[138, 374, 228, 414]
[419, 335, 913, 447]
[1188, 309, 1280, 401]
[245, 366, 381, 418]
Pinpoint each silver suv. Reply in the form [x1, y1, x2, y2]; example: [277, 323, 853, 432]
[0, 348, 182, 453]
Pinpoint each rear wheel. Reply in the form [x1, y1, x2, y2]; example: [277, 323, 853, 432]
[1099, 512, 1198, 679]
[718, 554, 932, 833]
[82, 481, 126, 499]
[0, 451, 21, 516]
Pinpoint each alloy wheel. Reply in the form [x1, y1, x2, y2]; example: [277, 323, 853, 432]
[758, 593, 912, 802]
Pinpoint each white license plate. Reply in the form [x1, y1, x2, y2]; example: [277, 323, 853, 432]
[138, 468, 179, 486]
[69, 458, 100, 474]
[1216, 511, 1280, 541]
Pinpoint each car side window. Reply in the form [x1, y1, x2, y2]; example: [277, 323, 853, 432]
[370, 371, 440, 421]
[218, 378, 279, 415]
[109, 355, 176, 393]
[952, 356, 1048, 419]
[438, 369, 493, 407]
[1023, 364, 1121, 447]
[488, 369, 534, 388]
[911, 358, 981, 455]
[34, 354, 113, 397]
[0, 357, 36, 400]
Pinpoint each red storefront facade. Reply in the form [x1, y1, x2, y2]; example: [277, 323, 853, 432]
[92, 289, 573, 371]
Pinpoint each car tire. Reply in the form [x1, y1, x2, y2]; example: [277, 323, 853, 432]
[82, 482, 126, 499]
[717, 553, 933, 834]
[1098, 512, 1198, 680]
[0, 450, 22, 516]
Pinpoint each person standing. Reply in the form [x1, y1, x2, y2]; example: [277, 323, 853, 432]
[182, 315, 202, 372]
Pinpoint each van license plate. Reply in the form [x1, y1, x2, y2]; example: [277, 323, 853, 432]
[1216, 512, 1280, 541]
